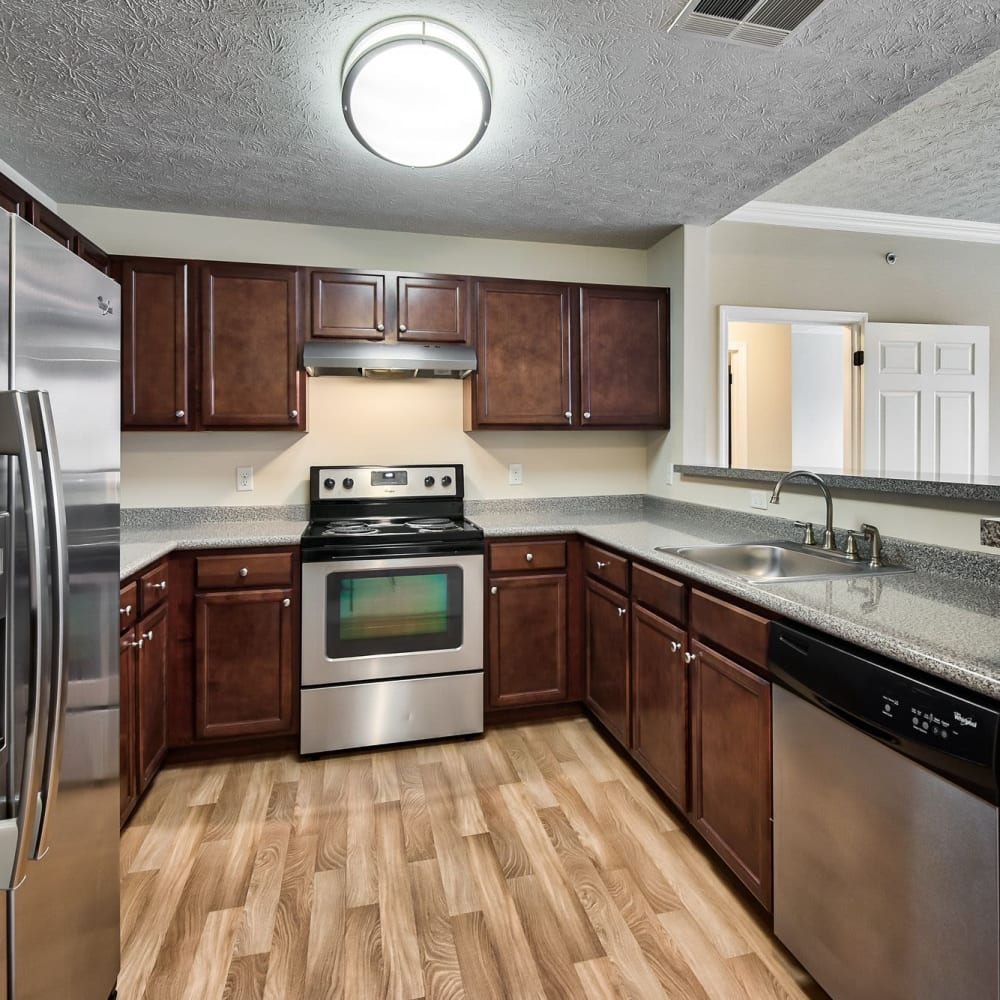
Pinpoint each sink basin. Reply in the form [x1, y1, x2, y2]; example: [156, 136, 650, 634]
[655, 540, 913, 584]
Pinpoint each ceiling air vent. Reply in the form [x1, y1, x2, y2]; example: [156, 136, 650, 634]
[668, 0, 827, 47]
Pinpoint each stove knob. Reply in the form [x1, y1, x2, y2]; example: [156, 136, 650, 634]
[424, 476, 436, 488]
[323, 477, 335, 490]
[441, 475, 453, 487]
[343, 478, 355, 490]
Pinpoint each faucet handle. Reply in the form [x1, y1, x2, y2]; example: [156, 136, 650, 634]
[845, 531, 865, 560]
[859, 523, 884, 568]
[794, 521, 816, 546]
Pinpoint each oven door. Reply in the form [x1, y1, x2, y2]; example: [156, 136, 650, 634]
[301, 552, 483, 685]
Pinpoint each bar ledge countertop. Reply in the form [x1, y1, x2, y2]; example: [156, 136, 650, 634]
[120, 496, 1000, 701]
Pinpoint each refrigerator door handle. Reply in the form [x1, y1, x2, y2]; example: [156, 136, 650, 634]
[27, 391, 68, 860]
[0, 391, 48, 889]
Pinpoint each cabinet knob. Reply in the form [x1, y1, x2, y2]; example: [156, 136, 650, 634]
[490, 586, 498, 595]
[282, 598, 291, 607]
[583, 411, 591, 419]
[595, 560, 608, 570]
[670, 641, 681, 653]
[617, 607, 627, 617]
[684, 652, 696, 664]
[239, 567, 249, 577]
[127, 638, 143, 649]
[564, 411, 572, 421]
[525, 552, 533, 562]
[399, 324, 408, 333]
[376, 322, 385, 332]
[175, 410, 185, 418]
[151, 580, 167, 591]
[119, 604, 132, 616]
[289, 409, 298, 419]
[142, 629, 153, 641]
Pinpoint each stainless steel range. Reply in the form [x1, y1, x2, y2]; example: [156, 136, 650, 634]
[299, 464, 484, 754]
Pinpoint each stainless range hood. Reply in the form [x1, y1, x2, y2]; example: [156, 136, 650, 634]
[303, 341, 477, 379]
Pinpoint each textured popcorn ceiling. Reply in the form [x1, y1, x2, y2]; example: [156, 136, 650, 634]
[0, 1, 998, 248]
[762, 48, 1000, 223]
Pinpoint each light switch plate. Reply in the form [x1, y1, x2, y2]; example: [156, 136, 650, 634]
[750, 489, 769, 510]
[508, 463, 523, 486]
[236, 466, 254, 492]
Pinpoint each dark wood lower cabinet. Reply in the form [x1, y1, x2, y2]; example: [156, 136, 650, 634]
[631, 604, 689, 811]
[584, 578, 630, 745]
[194, 587, 295, 739]
[119, 631, 138, 825]
[691, 639, 773, 909]
[488, 573, 567, 708]
[136, 603, 169, 793]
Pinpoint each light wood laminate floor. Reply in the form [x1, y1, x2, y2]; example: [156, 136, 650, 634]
[120, 718, 825, 999]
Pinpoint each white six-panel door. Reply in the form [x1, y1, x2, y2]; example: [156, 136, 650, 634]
[864, 323, 990, 479]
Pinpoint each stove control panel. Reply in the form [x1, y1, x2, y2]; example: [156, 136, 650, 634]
[312, 465, 463, 500]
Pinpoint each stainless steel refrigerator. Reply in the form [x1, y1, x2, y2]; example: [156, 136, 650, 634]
[0, 211, 119, 999]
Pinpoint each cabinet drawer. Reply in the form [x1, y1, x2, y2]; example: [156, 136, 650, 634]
[690, 589, 771, 671]
[583, 543, 629, 593]
[631, 564, 686, 626]
[139, 562, 170, 616]
[119, 581, 138, 634]
[489, 540, 566, 573]
[196, 552, 294, 589]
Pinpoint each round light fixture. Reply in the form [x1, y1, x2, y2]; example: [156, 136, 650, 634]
[342, 18, 492, 168]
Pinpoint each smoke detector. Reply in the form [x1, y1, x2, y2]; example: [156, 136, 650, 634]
[667, 0, 827, 48]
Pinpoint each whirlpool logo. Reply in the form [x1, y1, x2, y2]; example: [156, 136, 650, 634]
[954, 712, 978, 728]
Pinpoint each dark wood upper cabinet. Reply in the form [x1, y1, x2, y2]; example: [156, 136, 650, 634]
[28, 202, 76, 250]
[74, 234, 111, 275]
[396, 274, 469, 343]
[579, 286, 669, 428]
[0, 175, 29, 217]
[136, 602, 169, 793]
[200, 263, 304, 430]
[121, 259, 191, 430]
[584, 577, 630, 746]
[311, 270, 386, 340]
[691, 639, 773, 910]
[194, 587, 295, 740]
[467, 279, 574, 427]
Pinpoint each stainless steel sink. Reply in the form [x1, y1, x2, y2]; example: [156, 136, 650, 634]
[655, 541, 913, 584]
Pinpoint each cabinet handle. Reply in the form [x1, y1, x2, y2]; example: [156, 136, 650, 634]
[239, 567, 249, 577]
[289, 409, 298, 419]
[583, 411, 591, 419]
[119, 604, 132, 616]
[150, 580, 167, 591]
[564, 411, 572, 422]
[490, 586, 498, 595]
[684, 652, 696, 664]
[595, 560, 608, 570]
[376, 322, 385, 332]
[125, 638, 143, 649]
[670, 641, 681, 653]
[282, 598, 291, 607]
[525, 552, 533, 562]
[399, 324, 407, 333]
[175, 410, 185, 418]
[617, 607, 627, 617]
[141, 629, 153, 641]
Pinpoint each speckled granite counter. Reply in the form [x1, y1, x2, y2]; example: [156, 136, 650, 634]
[121, 519, 307, 579]
[470, 503, 1000, 700]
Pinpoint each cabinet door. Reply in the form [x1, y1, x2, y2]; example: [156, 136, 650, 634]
[74, 234, 111, 275]
[488, 573, 567, 708]
[201, 263, 304, 429]
[584, 577, 630, 745]
[631, 605, 689, 811]
[136, 604, 169, 793]
[28, 202, 75, 249]
[119, 632, 138, 825]
[311, 270, 386, 340]
[396, 274, 469, 343]
[195, 588, 294, 739]
[579, 286, 668, 428]
[691, 640, 772, 910]
[0, 176, 29, 217]
[121, 259, 191, 429]
[469, 280, 574, 427]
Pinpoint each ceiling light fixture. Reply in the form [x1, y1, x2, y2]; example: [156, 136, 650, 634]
[342, 17, 492, 168]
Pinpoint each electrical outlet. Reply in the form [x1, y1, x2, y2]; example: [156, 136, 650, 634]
[750, 489, 769, 510]
[236, 466, 254, 492]
[508, 463, 523, 486]
[664, 463, 675, 486]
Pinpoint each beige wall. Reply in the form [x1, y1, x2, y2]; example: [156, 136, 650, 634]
[652, 221, 1000, 553]
[62, 206, 657, 507]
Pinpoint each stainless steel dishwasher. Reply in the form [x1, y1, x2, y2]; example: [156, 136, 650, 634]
[769, 623, 1000, 1000]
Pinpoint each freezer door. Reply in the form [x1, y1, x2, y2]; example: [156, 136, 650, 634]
[7, 219, 119, 1000]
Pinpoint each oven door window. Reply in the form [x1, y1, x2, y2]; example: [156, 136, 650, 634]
[326, 566, 464, 658]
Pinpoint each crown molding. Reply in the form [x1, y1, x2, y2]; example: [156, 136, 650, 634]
[722, 200, 1000, 246]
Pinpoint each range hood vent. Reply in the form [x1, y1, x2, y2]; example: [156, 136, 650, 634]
[303, 340, 477, 379]
[667, 0, 826, 47]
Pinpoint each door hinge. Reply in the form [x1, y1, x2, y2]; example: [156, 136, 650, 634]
[853, 350, 865, 367]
